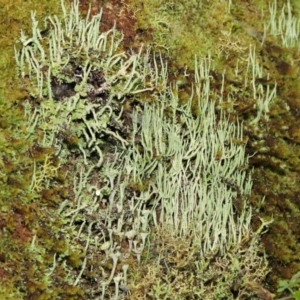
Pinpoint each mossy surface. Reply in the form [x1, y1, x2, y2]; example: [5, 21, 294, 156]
[0, 0, 85, 299]
[1, 0, 300, 299]
[126, 0, 300, 295]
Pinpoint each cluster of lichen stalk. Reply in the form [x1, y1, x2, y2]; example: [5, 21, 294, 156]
[15, 0, 274, 298]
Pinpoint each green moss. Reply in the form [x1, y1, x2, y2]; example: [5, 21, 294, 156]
[126, 0, 300, 296]
[129, 227, 270, 299]
[0, 0, 88, 298]
[2, 0, 300, 298]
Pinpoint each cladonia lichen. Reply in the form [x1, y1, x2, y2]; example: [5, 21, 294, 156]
[15, 0, 271, 298]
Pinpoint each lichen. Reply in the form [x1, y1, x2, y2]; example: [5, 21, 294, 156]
[2, 0, 300, 298]
[126, 0, 300, 295]
[5, 0, 273, 299]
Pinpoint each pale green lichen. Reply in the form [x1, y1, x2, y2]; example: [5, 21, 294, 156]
[14, 0, 274, 298]
[267, 0, 300, 49]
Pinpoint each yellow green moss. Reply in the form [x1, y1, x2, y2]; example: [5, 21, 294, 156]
[2, 0, 300, 298]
